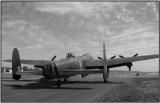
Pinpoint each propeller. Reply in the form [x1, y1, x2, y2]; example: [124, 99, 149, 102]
[119, 53, 138, 58]
[118, 54, 138, 71]
[34, 55, 56, 68]
[98, 57, 102, 59]
[110, 55, 116, 59]
[51, 55, 59, 76]
[98, 55, 116, 60]
[133, 53, 138, 57]
[119, 55, 124, 58]
[51, 55, 56, 61]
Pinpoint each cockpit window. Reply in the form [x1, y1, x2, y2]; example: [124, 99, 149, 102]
[66, 52, 75, 58]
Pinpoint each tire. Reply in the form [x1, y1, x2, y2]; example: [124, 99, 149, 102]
[57, 80, 61, 88]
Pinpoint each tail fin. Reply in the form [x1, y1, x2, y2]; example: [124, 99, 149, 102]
[103, 42, 107, 62]
[12, 48, 21, 80]
[103, 42, 109, 82]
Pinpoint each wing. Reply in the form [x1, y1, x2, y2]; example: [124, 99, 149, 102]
[3, 59, 51, 66]
[60, 69, 103, 75]
[17, 70, 43, 75]
[85, 54, 159, 68]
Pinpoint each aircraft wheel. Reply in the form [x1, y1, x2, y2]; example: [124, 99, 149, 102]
[57, 79, 62, 88]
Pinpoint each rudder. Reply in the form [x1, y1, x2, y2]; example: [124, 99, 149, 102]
[12, 48, 21, 80]
[103, 42, 109, 82]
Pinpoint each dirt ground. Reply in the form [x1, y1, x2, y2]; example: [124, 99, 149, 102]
[103, 74, 159, 102]
[1, 73, 159, 102]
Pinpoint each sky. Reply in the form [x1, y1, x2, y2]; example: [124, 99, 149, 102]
[2, 2, 159, 72]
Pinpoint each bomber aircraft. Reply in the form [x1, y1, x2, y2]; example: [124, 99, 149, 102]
[3, 42, 159, 87]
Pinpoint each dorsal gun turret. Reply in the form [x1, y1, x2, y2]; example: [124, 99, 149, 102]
[66, 52, 75, 59]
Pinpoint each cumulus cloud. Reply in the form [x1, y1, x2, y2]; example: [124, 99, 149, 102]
[34, 2, 126, 17]
[2, 2, 159, 62]
[35, 2, 92, 15]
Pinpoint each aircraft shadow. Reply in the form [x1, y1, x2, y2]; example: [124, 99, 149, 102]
[1, 79, 38, 82]
[63, 80, 124, 84]
[7, 80, 123, 90]
[9, 82, 92, 90]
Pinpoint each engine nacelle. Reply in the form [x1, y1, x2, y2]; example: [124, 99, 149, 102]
[126, 62, 133, 71]
[43, 63, 58, 79]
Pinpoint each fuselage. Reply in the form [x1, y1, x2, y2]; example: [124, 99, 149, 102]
[54, 54, 93, 71]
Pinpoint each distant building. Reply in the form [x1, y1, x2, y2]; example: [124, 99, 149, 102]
[1, 67, 12, 73]
[1, 67, 5, 73]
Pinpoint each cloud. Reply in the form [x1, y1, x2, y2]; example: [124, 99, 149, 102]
[2, 20, 31, 44]
[35, 2, 90, 15]
[110, 24, 158, 42]
[2, 2, 159, 60]
[2, 19, 65, 50]
[107, 39, 159, 56]
[35, 2, 125, 16]
[17, 44, 43, 50]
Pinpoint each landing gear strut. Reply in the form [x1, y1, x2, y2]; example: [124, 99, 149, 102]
[56, 79, 62, 88]
[63, 77, 68, 82]
[103, 73, 108, 82]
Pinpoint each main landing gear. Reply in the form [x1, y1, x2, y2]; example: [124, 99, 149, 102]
[56, 77, 68, 88]
[103, 73, 109, 83]
[63, 77, 68, 82]
[56, 79, 62, 88]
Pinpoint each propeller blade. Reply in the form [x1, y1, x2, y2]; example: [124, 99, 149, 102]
[51, 55, 56, 61]
[34, 65, 44, 68]
[133, 53, 138, 57]
[98, 57, 103, 59]
[110, 55, 116, 59]
[119, 55, 124, 58]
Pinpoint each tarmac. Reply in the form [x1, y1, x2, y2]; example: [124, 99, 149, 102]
[1, 73, 158, 102]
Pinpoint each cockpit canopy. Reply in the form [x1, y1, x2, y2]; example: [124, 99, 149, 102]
[66, 52, 75, 58]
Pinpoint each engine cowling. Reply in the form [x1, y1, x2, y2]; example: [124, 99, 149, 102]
[126, 62, 133, 71]
[43, 63, 58, 79]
